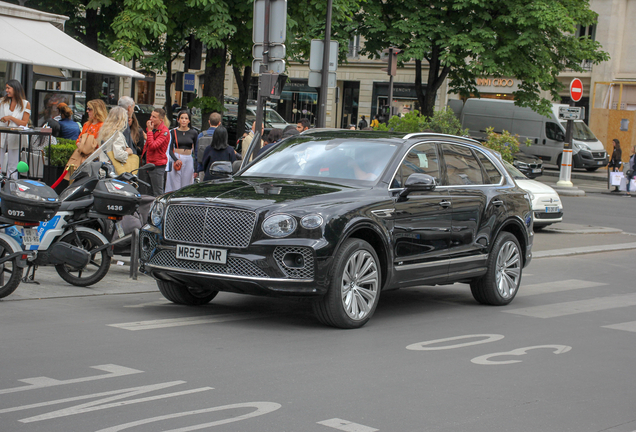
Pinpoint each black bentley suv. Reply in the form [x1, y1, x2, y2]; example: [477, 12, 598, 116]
[140, 130, 533, 328]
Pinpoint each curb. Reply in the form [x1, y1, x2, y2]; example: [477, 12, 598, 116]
[542, 169, 607, 183]
[533, 242, 636, 258]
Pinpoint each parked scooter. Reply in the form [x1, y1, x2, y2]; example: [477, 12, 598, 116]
[11, 141, 148, 287]
[0, 162, 60, 298]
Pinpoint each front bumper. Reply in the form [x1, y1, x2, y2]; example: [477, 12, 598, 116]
[573, 151, 608, 169]
[139, 225, 333, 297]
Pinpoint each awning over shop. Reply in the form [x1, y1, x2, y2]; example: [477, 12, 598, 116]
[0, 14, 143, 78]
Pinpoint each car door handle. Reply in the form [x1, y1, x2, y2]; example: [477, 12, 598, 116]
[439, 200, 452, 208]
[492, 199, 504, 207]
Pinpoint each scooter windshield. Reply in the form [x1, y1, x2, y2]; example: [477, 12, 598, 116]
[70, 133, 117, 180]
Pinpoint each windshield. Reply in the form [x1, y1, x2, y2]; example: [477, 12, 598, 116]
[559, 121, 597, 141]
[503, 160, 527, 180]
[242, 138, 399, 184]
[263, 109, 286, 124]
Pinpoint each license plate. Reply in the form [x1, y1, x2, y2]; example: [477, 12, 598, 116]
[597, 161, 603, 165]
[532, 168, 542, 173]
[176, 245, 227, 264]
[545, 206, 559, 213]
[22, 228, 40, 246]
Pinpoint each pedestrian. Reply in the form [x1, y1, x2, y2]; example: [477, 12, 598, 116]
[143, 108, 170, 196]
[256, 128, 283, 157]
[129, 113, 146, 156]
[64, 99, 107, 180]
[370, 115, 379, 129]
[165, 110, 198, 193]
[296, 118, 310, 133]
[57, 102, 80, 140]
[357, 115, 368, 130]
[97, 106, 133, 167]
[201, 125, 236, 181]
[282, 124, 299, 138]
[117, 96, 137, 154]
[625, 145, 636, 197]
[0, 79, 31, 178]
[196, 112, 221, 175]
[241, 121, 264, 161]
[609, 138, 623, 192]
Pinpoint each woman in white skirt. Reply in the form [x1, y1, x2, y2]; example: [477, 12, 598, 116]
[165, 110, 198, 192]
[0, 80, 31, 178]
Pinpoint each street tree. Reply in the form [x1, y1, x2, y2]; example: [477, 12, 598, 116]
[357, 0, 609, 117]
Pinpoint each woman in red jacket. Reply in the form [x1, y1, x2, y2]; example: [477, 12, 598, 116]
[143, 108, 170, 196]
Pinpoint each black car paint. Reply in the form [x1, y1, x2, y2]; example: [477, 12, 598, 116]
[141, 133, 533, 298]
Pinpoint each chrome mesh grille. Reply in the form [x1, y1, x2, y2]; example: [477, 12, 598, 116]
[148, 249, 268, 278]
[164, 204, 256, 248]
[273, 246, 315, 280]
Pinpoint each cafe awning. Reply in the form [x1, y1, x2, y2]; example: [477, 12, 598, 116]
[0, 14, 143, 78]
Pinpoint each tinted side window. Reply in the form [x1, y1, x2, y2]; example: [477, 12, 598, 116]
[441, 144, 485, 185]
[546, 122, 564, 141]
[393, 143, 440, 188]
[475, 151, 502, 184]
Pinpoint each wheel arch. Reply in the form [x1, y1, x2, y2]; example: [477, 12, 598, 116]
[334, 220, 391, 289]
[0, 232, 28, 268]
[495, 217, 529, 266]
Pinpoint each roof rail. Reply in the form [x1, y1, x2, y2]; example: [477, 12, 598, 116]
[402, 132, 480, 143]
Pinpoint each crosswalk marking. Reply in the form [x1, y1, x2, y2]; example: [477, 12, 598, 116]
[108, 313, 271, 331]
[602, 321, 636, 333]
[504, 293, 636, 318]
[317, 418, 379, 432]
[518, 279, 607, 297]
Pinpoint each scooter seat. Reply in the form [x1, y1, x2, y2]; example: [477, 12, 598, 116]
[59, 196, 94, 212]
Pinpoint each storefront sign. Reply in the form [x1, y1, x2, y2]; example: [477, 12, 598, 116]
[183, 73, 195, 93]
[474, 77, 519, 94]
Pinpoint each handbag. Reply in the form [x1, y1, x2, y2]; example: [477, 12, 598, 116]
[78, 133, 98, 156]
[64, 148, 87, 180]
[627, 169, 634, 179]
[172, 129, 182, 171]
[107, 151, 140, 175]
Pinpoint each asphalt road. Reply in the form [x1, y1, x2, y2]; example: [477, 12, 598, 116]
[1, 173, 635, 432]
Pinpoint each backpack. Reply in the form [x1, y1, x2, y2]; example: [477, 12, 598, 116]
[197, 130, 214, 162]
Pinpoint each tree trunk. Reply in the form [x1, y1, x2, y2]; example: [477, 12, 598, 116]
[414, 59, 426, 116]
[233, 64, 252, 144]
[83, 8, 101, 104]
[419, 46, 450, 118]
[203, 46, 227, 122]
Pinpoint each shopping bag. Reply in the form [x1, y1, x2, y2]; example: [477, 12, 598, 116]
[610, 171, 623, 186]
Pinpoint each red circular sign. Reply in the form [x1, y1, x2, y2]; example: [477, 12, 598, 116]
[570, 78, 583, 102]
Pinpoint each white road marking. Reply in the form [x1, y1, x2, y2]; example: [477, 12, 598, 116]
[471, 345, 572, 365]
[0, 365, 143, 395]
[406, 334, 504, 351]
[94, 402, 282, 432]
[108, 313, 271, 331]
[603, 321, 636, 333]
[518, 279, 607, 297]
[504, 293, 636, 318]
[317, 418, 379, 432]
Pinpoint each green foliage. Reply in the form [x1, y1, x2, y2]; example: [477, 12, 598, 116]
[482, 127, 521, 163]
[375, 108, 468, 136]
[357, 0, 610, 117]
[45, 141, 77, 167]
[188, 97, 224, 114]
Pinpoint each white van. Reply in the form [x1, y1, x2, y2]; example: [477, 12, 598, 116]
[223, 104, 290, 129]
[456, 98, 608, 171]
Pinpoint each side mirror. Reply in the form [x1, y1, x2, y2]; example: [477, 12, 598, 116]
[208, 161, 233, 178]
[399, 173, 436, 199]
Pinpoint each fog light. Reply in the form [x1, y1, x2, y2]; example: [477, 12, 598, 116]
[283, 253, 304, 268]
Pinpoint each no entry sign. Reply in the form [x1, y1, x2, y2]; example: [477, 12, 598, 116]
[570, 78, 583, 102]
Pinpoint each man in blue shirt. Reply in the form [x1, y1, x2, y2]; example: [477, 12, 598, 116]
[196, 112, 221, 174]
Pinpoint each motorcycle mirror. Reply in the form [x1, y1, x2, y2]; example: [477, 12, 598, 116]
[16, 161, 29, 173]
[132, 163, 156, 174]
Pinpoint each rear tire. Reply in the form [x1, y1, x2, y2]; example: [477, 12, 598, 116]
[586, 167, 599, 172]
[157, 280, 218, 305]
[313, 239, 381, 329]
[0, 238, 23, 299]
[470, 232, 522, 305]
[55, 230, 111, 287]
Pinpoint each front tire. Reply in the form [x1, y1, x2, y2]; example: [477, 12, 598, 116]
[586, 167, 599, 172]
[157, 280, 218, 305]
[55, 230, 111, 287]
[470, 232, 522, 305]
[0, 238, 23, 299]
[313, 239, 381, 329]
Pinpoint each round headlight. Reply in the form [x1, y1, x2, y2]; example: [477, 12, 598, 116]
[300, 214, 323, 229]
[262, 214, 297, 238]
[150, 201, 165, 226]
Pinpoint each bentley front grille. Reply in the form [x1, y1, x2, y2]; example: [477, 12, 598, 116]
[164, 204, 256, 248]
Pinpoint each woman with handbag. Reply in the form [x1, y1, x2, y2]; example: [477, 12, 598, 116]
[98, 107, 138, 174]
[625, 146, 636, 197]
[64, 99, 107, 180]
[165, 110, 198, 193]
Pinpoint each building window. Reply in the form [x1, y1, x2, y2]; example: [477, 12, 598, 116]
[577, 25, 596, 41]
[347, 35, 360, 59]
